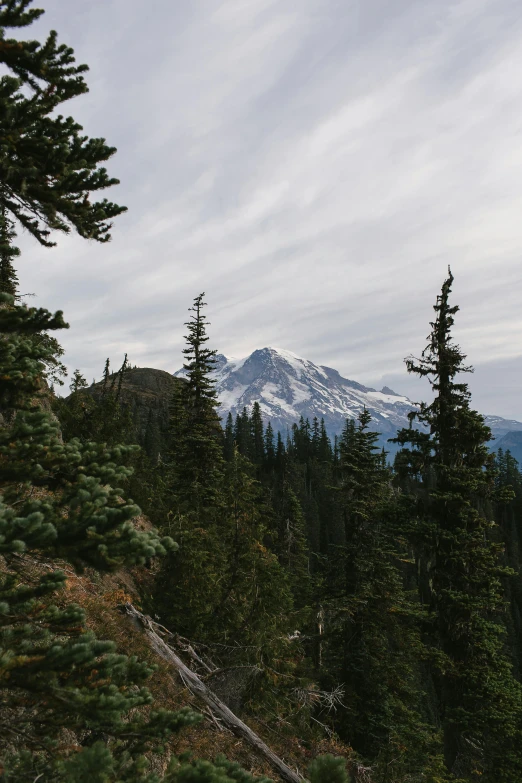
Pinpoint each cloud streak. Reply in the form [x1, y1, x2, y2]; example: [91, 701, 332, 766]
[15, 0, 522, 418]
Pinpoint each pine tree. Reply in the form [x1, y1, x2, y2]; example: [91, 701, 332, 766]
[318, 419, 332, 462]
[292, 416, 311, 462]
[494, 449, 522, 680]
[0, 201, 19, 295]
[169, 292, 224, 513]
[267, 452, 311, 611]
[224, 410, 235, 461]
[0, 198, 68, 386]
[0, 272, 342, 783]
[215, 447, 294, 652]
[0, 5, 344, 775]
[251, 401, 265, 464]
[393, 269, 522, 780]
[264, 421, 276, 469]
[0, 0, 126, 250]
[239, 405, 252, 458]
[155, 294, 227, 638]
[311, 416, 320, 456]
[69, 367, 88, 392]
[275, 431, 285, 471]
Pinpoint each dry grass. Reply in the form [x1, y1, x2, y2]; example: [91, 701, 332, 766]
[0, 512, 353, 781]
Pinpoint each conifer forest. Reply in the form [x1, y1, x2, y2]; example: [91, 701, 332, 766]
[2, 2, 522, 782]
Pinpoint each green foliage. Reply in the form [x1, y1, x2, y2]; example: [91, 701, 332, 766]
[224, 411, 235, 461]
[164, 753, 350, 783]
[308, 754, 349, 783]
[0, 0, 127, 247]
[319, 409, 444, 778]
[270, 475, 311, 608]
[0, 291, 205, 780]
[7, 14, 521, 775]
[56, 355, 134, 447]
[156, 300, 296, 665]
[155, 293, 227, 637]
[251, 402, 265, 464]
[0, 301, 172, 568]
[69, 367, 88, 392]
[494, 448, 522, 680]
[168, 293, 225, 513]
[163, 754, 272, 782]
[216, 448, 294, 650]
[153, 300, 314, 734]
[393, 269, 522, 780]
[0, 202, 19, 296]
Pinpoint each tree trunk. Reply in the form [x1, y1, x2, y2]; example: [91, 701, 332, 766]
[121, 603, 304, 783]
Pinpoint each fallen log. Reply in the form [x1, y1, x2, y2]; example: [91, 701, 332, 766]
[122, 603, 304, 783]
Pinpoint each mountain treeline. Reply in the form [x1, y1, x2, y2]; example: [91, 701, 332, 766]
[2, 2, 522, 782]
[60, 278, 522, 782]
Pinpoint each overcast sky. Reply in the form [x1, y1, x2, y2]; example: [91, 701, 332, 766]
[15, 0, 522, 418]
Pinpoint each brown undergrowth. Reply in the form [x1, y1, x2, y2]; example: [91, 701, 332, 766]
[0, 508, 352, 780]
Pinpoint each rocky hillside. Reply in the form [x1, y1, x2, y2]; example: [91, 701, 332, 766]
[71, 368, 183, 460]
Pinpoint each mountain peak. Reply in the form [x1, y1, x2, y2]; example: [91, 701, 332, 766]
[179, 346, 415, 439]
[173, 347, 522, 454]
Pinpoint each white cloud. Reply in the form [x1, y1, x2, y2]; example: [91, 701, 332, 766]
[14, 0, 522, 418]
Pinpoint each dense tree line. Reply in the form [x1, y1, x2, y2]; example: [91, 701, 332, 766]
[92, 278, 522, 782]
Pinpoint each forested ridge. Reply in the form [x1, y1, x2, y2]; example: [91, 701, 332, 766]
[2, 2, 522, 781]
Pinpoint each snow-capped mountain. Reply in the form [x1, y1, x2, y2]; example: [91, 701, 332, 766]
[213, 347, 415, 438]
[176, 346, 416, 448]
[174, 346, 522, 451]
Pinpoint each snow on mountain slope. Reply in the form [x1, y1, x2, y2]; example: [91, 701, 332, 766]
[176, 346, 414, 439]
[174, 347, 522, 452]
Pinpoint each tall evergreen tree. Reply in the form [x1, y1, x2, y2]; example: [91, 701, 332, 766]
[155, 295, 228, 639]
[393, 269, 522, 780]
[69, 367, 88, 392]
[275, 430, 285, 471]
[239, 406, 252, 458]
[311, 416, 320, 457]
[216, 447, 294, 653]
[0, 5, 344, 776]
[169, 292, 224, 513]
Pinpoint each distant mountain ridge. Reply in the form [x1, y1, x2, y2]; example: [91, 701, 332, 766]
[494, 431, 522, 464]
[174, 346, 522, 452]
